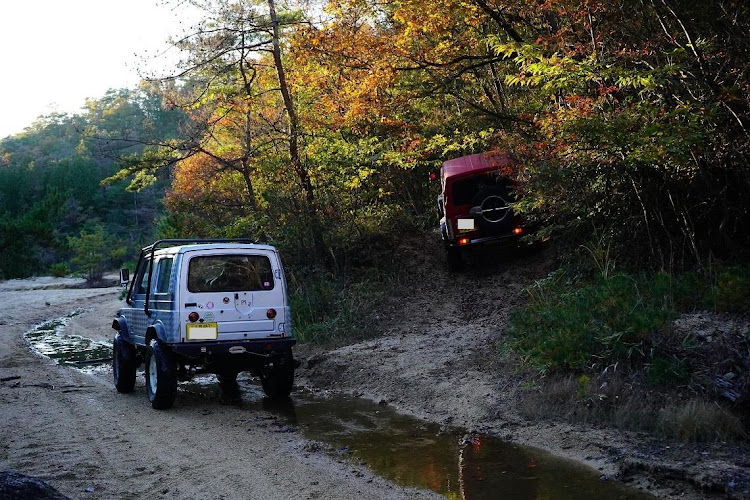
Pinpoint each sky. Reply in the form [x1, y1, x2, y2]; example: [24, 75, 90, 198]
[0, 0, 198, 138]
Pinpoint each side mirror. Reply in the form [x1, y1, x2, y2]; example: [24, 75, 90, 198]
[119, 268, 130, 287]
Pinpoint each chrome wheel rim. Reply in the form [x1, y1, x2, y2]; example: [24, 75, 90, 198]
[148, 354, 158, 395]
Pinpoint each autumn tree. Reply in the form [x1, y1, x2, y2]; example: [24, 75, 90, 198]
[293, 0, 750, 268]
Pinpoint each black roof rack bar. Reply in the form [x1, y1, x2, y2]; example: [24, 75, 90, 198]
[142, 238, 255, 253]
[143, 238, 254, 317]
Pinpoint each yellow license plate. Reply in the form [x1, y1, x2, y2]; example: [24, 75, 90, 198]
[186, 322, 218, 340]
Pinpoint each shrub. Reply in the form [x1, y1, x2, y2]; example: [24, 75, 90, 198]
[508, 264, 750, 376]
[508, 270, 677, 373]
[714, 267, 750, 313]
[49, 262, 70, 278]
[68, 226, 126, 285]
[289, 273, 375, 344]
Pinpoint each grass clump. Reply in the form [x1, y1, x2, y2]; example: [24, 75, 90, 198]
[508, 270, 679, 373]
[508, 260, 750, 442]
[657, 400, 746, 442]
[518, 375, 747, 442]
[288, 272, 378, 344]
[508, 264, 750, 375]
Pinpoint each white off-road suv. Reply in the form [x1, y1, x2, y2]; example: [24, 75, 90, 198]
[111, 239, 295, 409]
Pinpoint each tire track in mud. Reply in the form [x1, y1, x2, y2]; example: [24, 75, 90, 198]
[1, 284, 440, 500]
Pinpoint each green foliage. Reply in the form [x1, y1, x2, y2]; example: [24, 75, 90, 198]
[714, 267, 750, 313]
[647, 355, 691, 386]
[510, 270, 676, 373]
[288, 273, 369, 343]
[67, 226, 126, 284]
[509, 262, 750, 377]
[0, 87, 186, 278]
[49, 263, 70, 278]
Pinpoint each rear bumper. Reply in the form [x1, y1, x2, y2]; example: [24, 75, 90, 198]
[169, 338, 296, 359]
[445, 231, 523, 248]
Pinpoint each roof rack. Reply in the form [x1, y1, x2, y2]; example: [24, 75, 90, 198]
[141, 238, 255, 253]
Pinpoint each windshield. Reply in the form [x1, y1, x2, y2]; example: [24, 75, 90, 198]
[188, 255, 274, 293]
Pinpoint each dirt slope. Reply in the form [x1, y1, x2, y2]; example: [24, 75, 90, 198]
[295, 232, 750, 499]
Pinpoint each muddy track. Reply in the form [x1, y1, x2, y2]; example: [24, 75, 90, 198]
[2, 243, 749, 499]
[295, 231, 750, 500]
[0, 283, 438, 500]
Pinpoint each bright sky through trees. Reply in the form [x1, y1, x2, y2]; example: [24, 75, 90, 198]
[0, 0, 195, 138]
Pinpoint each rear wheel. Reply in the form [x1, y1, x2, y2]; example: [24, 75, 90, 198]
[217, 370, 241, 402]
[145, 339, 178, 410]
[113, 336, 136, 393]
[260, 351, 295, 400]
[445, 244, 463, 271]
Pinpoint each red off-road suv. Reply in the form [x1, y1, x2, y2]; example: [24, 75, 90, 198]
[438, 152, 527, 269]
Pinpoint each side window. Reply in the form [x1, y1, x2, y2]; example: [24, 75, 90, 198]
[154, 258, 173, 294]
[135, 258, 152, 295]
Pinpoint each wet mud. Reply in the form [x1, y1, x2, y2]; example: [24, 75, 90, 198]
[27, 312, 653, 499]
[24, 311, 112, 368]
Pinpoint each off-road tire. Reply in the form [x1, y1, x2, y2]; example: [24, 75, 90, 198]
[113, 335, 137, 393]
[260, 351, 294, 400]
[445, 245, 463, 271]
[145, 339, 178, 410]
[217, 370, 241, 401]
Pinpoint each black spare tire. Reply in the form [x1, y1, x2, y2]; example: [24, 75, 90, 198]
[470, 186, 513, 227]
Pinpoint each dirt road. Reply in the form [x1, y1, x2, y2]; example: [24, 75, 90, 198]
[2, 234, 749, 499]
[0, 279, 437, 500]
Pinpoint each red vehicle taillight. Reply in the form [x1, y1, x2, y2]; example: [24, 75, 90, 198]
[266, 308, 277, 319]
[188, 312, 199, 322]
[458, 237, 470, 246]
[513, 227, 524, 235]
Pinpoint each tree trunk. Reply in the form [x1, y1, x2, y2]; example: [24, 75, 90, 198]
[267, 0, 326, 260]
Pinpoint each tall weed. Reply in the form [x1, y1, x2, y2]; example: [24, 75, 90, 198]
[288, 272, 375, 344]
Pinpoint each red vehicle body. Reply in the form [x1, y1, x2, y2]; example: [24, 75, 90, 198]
[438, 152, 526, 269]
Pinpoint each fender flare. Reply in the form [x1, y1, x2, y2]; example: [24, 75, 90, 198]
[111, 317, 132, 343]
[146, 321, 168, 344]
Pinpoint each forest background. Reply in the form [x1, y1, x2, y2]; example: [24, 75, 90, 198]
[2, 0, 749, 425]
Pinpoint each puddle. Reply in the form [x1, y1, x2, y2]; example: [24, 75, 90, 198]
[270, 394, 654, 500]
[24, 310, 112, 368]
[29, 316, 653, 498]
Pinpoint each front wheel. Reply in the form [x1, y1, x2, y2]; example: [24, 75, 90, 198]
[113, 335, 137, 393]
[260, 351, 295, 400]
[145, 339, 178, 410]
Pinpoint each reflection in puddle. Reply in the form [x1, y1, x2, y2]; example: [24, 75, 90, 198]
[29, 313, 652, 499]
[277, 395, 654, 500]
[24, 311, 112, 367]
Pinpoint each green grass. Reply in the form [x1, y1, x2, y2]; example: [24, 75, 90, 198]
[507, 263, 750, 441]
[507, 264, 750, 375]
[288, 272, 378, 344]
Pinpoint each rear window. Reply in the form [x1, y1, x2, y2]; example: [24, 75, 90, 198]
[188, 255, 274, 293]
[450, 173, 512, 206]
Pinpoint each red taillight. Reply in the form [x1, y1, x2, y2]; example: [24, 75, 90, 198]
[458, 237, 470, 246]
[188, 312, 199, 322]
[513, 227, 524, 235]
[266, 308, 277, 319]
